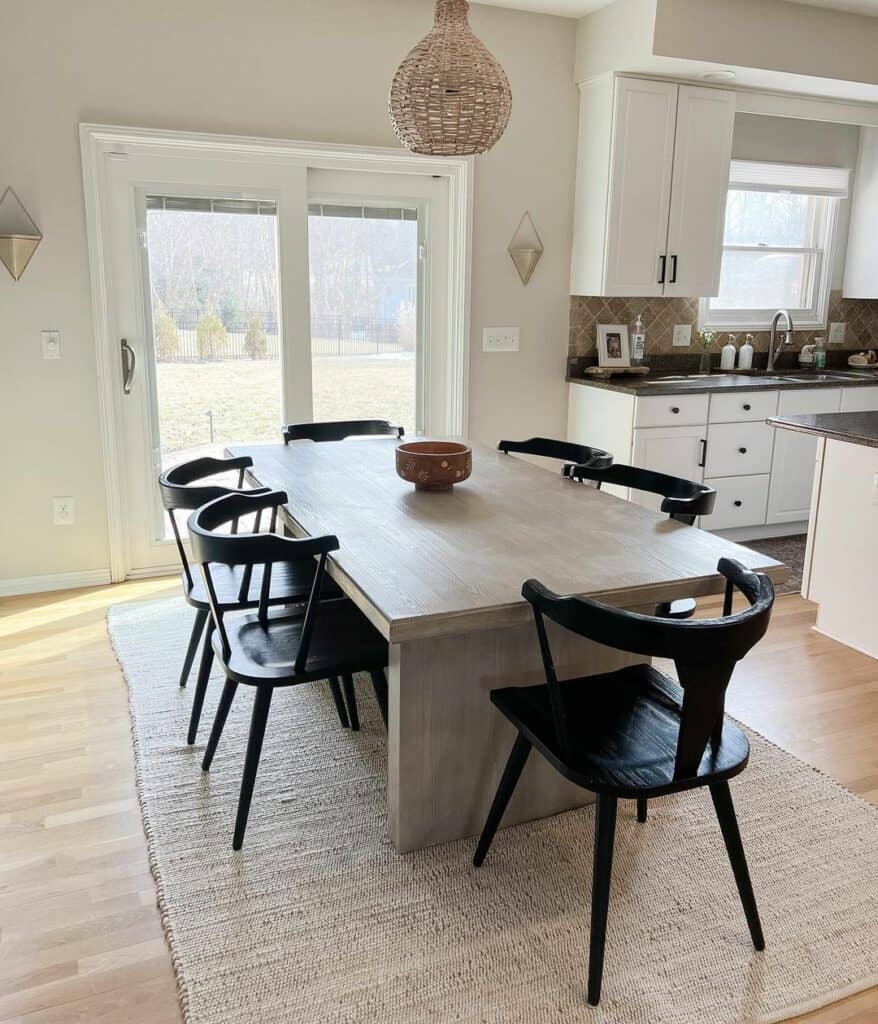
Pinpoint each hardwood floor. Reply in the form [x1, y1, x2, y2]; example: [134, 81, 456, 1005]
[1, 581, 876, 1023]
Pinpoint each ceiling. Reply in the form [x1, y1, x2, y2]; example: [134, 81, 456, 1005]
[475, 0, 878, 18]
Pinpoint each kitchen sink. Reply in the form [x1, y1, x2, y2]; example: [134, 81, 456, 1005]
[777, 373, 854, 383]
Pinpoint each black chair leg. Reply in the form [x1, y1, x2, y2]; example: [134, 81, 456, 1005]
[328, 676, 350, 728]
[588, 793, 618, 1006]
[473, 733, 532, 867]
[179, 608, 208, 687]
[710, 780, 765, 951]
[202, 676, 238, 771]
[187, 619, 215, 745]
[369, 668, 389, 729]
[636, 798, 648, 823]
[341, 673, 359, 731]
[233, 687, 273, 851]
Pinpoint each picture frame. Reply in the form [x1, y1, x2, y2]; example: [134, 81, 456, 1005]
[597, 324, 630, 367]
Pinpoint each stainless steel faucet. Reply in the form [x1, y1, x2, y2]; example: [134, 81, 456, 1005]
[767, 310, 794, 372]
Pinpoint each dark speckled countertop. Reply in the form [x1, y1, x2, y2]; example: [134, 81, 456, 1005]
[768, 411, 878, 449]
[566, 369, 878, 396]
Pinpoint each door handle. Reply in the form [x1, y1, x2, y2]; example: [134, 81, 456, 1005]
[121, 339, 136, 395]
[658, 254, 667, 285]
[670, 255, 678, 284]
[698, 438, 707, 468]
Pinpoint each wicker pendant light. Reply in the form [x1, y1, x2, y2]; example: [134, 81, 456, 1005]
[388, 0, 512, 157]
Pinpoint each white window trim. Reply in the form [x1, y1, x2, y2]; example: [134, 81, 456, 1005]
[699, 161, 846, 333]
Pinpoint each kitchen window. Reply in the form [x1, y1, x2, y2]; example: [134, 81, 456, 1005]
[700, 160, 849, 331]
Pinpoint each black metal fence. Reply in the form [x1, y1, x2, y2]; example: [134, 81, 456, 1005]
[154, 310, 413, 362]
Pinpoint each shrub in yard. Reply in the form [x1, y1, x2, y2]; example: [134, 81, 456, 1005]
[196, 309, 228, 361]
[244, 315, 268, 359]
[153, 310, 180, 361]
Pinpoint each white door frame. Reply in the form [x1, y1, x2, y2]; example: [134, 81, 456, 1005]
[80, 123, 473, 583]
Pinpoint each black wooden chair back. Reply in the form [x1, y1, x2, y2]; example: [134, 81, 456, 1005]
[522, 558, 774, 780]
[283, 420, 404, 444]
[497, 437, 613, 473]
[188, 491, 338, 674]
[158, 456, 268, 590]
[570, 463, 716, 524]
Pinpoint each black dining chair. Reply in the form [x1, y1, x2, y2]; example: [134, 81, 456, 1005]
[473, 557, 774, 1005]
[497, 437, 613, 474]
[569, 463, 716, 619]
[188, 489, 390, 850]
[158, 456, 348, 744]
[283, 419, 404, 444]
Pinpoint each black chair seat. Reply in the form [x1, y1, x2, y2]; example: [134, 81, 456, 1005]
[183, 561, 342, 610]
[215, 601, 388, 686]
[491, 664, 749, 798]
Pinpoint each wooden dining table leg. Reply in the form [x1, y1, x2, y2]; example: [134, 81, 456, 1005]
[386, 618, 641, 854]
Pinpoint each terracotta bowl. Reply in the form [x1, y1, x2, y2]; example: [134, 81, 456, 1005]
[395, 440, 472, 491]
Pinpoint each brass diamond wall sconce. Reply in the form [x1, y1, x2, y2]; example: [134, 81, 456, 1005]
[508, 211, 543, 286]
[0, 188, 42, 281]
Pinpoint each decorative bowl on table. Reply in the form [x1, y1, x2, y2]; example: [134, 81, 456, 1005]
[395, 441, 472, 491]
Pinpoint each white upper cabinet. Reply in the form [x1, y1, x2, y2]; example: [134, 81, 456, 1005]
[664, 85, 736, 299]
[844, 126, 878, 299]
[570, 75, 736, 298]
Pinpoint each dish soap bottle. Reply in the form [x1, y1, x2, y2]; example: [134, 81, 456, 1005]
[738, 334, 754, 370]
[721, 334, 737, 371]
[631, 314, 646, 365]
[814, 335, 826, 370]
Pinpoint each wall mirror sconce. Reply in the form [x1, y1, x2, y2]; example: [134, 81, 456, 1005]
[0, 187, 42, 281]
[508, 211, 543, 286]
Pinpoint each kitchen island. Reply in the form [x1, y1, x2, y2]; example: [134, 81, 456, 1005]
[769, 411, 878, 659]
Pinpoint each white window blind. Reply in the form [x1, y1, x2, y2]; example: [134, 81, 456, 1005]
[145, 196, 278, 215]
[728, 161, 850, 198]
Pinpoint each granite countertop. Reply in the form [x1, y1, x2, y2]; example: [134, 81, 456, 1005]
[767, 411, 878, 449]
[566, 369, 878, 396]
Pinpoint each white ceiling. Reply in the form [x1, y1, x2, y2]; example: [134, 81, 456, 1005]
[475, 0, 878, 18]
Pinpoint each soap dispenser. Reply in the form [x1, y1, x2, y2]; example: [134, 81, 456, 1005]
[631, 314, 646, 365]
[721, 334, 737, 371]
[738, 334, 754, 370]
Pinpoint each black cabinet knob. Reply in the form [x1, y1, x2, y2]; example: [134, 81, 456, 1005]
[671, 406, 680, 414]
[734, 500, 743, 507]
[739, 447, 747, 454]
[743, 403, 751, 411]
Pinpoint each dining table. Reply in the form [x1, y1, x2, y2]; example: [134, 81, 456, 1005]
[227, 438, 787, 853]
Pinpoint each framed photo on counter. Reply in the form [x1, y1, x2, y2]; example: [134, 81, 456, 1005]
[597, 324, 630, 367]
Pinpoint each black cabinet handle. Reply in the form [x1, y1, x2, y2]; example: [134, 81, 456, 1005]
[670, 255, 678, 284]
[671, 406, 680, 414]
[739, 447, 747, 454]
[734, 500, 743, 507]
[698, 438, 707, 468]
[658, 254, 667, 285]
[743, 403, 751, 411]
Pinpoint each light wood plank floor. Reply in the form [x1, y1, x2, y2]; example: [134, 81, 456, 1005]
[1, 581, 876, 1023]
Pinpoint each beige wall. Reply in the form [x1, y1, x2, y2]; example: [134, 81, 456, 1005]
[0, 0, 579, 583]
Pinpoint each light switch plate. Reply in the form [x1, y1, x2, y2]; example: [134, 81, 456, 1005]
[52, 497, 74, 526]
[41, 330, 61, 359]
[483, 326, 520, 352]
[673, 324, 692, 347]
[829, 322, 846, 344]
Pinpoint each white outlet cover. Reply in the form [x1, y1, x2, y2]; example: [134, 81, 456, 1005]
[828, 322, 846, 344]
[41, 330, 61, 359]
[483, 326, 520, 352]
[52, 496, 74, 526]
[673, 324, 692, 347]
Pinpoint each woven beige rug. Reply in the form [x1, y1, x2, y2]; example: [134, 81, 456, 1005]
[108, 597, 878, 1024]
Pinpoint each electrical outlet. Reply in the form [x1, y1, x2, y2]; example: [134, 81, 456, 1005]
[829, 322, 846, 345]
[52, 497, 75, 526]
[482, 327, 520, 352]
[41, 330, 61, 360]
[673, 324, 692, 347]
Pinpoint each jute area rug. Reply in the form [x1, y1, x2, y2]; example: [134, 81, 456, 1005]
[108, 597, 878, 1024]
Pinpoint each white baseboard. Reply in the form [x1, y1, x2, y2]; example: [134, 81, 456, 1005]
[0, 568, 113, 598]
[711, 522, 808, 543]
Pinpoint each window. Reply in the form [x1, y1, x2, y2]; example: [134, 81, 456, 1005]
[700, 161, 849, 331]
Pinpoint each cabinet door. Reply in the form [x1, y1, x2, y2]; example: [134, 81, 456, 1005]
[840, 386, 878, 412]
[664, 85, 736, 299]
[603, 78, 678, 297]
[767, 388, 841, 524]
[631, 426, 705, 513]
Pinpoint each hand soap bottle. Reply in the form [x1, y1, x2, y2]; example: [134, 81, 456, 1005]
[631, 314, 646, 365]
[737, 334, 754, 370]
[814, 335, 827, 370]
[721, 334, 737, 371]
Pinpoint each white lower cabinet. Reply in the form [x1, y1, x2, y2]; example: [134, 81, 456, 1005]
[704, 421, 774, 478]
[703, 475, 770, 530]
[631, 425, 706, 513]
[839, 386, 878, 412]
[767, 389, 842, 525]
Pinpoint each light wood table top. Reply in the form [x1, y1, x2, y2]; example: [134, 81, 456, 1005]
[229, 439, 787, 642]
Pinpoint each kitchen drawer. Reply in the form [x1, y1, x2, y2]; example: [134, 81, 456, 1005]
[708, 389, 778, 424]
[705, 421, 773, 477]
[840, 386, 878, 413]
[703, 474, 770, 530]
[634, 393, 709, 428]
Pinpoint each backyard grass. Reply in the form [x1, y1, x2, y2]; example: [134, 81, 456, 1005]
[156, 356, 416, 466]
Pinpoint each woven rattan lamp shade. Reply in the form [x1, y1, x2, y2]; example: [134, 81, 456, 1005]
[388, 0, 511, 157]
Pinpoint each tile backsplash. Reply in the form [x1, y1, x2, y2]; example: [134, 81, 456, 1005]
[569, 291, 878, 362]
